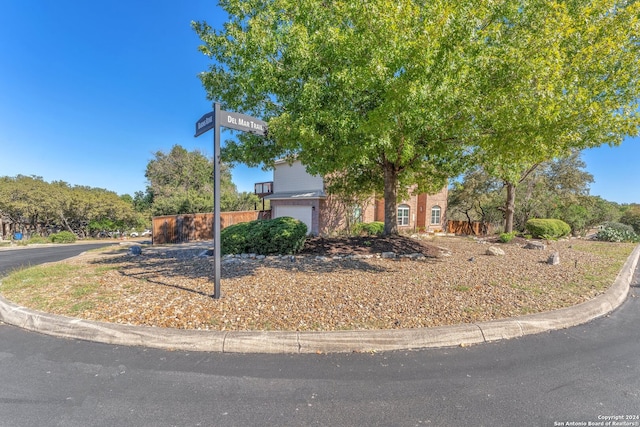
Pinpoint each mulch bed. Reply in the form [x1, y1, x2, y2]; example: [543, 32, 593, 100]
[298, 235, 443, 257]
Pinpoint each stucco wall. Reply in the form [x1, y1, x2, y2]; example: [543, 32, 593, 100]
[273, 160, 323, 193]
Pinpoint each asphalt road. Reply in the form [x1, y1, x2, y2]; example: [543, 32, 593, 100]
[1, 244, 639, 426]
[0, 242, 118, 277]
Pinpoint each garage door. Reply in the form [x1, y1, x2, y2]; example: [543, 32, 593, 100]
[273, 205, 313, 235]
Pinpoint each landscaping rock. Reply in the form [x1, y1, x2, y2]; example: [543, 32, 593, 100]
[524, 241, 546, 250]
[548, 251, 560, 265]
[198, 249, 214, 257]
[486, 246, 505, 256]
[438, 247, 452, 257]
[381, 252, 397, 259]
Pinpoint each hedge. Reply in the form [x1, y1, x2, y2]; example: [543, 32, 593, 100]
[353, 221, 385, 236]
[220, 217, 307, 255]
[49, 231, 77, 243]
[525, 218, 571, 239]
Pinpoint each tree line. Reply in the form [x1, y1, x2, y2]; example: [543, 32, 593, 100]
[448, 151, 640, 236]
[0, 175, 141, 239]
[0, 145, 261, 239]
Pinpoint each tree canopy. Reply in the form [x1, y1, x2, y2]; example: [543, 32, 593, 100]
[0, 175, 139, 238]
[471, 0, 640, 231]
[193, 0, 484, 234]
[448, 152, 621, 235]
[194, 0, 639, 234]
[143, 145, 259, 216]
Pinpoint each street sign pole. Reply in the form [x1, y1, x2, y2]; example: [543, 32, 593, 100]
[213, 103, 222, 299]
[195, 103, 267, 299]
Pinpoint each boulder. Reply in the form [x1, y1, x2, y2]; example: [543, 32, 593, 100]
[198, 249, 214, 257]
[486, 246, 505, 256]
[547, 251, 560, 265]
[524, 241, 546, 250]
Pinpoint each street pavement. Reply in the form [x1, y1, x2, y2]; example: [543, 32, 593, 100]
[1, 271, 639, 426]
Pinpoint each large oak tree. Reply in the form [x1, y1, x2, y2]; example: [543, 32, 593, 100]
[193, 0, 639, 234]
[193, 0, 484, 234]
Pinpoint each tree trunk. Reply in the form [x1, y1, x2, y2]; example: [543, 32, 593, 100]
[464, 208, 476, 236]
[383, 162, 399, 235]
[504, 181, 516, 233]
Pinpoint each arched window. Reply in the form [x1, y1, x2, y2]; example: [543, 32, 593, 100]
[431, 206, 441, 225]
[397, 204, 410, 226]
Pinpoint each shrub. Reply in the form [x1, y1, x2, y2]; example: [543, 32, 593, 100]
[27, 235, 49, 244]
[499, 232, 516, 243]
[220, 217, 307, 255]
[353, 221, 385, 236]
[601, 221, 635, 234]
[525, 218, 571, 239]
[219, 222, 252, 255]
[49, 231, 77, 243]
[594, 222, 640, 243]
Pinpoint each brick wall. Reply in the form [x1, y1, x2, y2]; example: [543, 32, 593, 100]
[323, 186, 448, 234]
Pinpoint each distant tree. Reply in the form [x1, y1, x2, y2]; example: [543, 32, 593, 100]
[144, 145, 259, 215]
[0, 176, 137, 237]
[52, 184, 137, 238]
[0, 175, 58, 234]
[448, 152, 613, 235]
[515, 152, 594, 233]
[447, 167, 504, 233]
[620, 204, 640, 235]
[145, 145, 212, 215]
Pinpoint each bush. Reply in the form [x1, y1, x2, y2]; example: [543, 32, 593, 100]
[525, 218, 571, 239]
[601, 221, 635, 234]
[499, 232, 516, 243]
[220, 217, 307, 255]
[594, 222, 640, 243]
[353, 221, 385, 236]
[49, 231, 77, 243]
[219, 222, 252, 255]
[27, 235, 49, 244]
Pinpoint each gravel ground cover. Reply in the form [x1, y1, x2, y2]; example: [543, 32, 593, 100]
[1, 235, 635, 331]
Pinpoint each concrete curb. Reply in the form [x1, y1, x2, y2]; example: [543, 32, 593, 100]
[1, 244, 639, 354]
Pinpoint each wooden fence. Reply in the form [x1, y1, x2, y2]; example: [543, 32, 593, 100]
[447, 220, 494, 236]
[152, 211, 267, 244]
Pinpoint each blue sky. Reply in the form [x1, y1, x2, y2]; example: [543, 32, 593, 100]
[0, 1, 638, 204]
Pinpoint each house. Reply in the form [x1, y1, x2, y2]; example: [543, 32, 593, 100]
[257, 160, 448, 235]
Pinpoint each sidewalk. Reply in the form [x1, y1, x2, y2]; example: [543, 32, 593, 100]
[1, 243, 639, 354]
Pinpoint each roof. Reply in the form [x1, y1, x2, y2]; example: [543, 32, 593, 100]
[265, 190, 326, 200]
